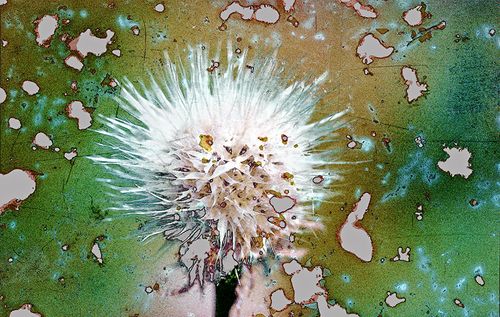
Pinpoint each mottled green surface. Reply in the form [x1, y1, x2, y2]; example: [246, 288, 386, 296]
[0, 1, 498, 316]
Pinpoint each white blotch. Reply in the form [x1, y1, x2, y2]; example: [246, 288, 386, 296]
[112, 49, 121, 57]
[283, 0, 296, 12]
[33, 132, 52, 149]
[254, 5, 280, 24]
[347, 140, 357, 149]
[415, 136, 425, 148]
[475, 275, 485, 286]
[269, 195, 295, 213]
[64, 148, 78, 160]
[337, 0, 377, 19]
[69, 29, 115, 58]
[220, 2, 279, 24]
[9, 304, 42, 317]
[66, 100, 92, 130]
[339, 193, 373, 262]
[154, 3, 165, 13]
[385, 291, 406, 307]
[356, 33, 394, 64]
[21, 80, 40, 95]
[0, 169, 36, 214]
[402, 5, 424, 27]
[131, 26, 140, 35]
[270, 288, 292, 311]
[437, 146, 473, 179]
[316, 296, 360, 317]
[415, 204, 423, 221]
[283, 259, 326, 304]
[401, 66, 427, 103]
[8, 117, 21, 130]
[91, 242, 103, 264]
[392, 247, 411, 262]
[0, 87, 6, 104]
[282, 259, 359, 316]
[64, 55, 84, 71]
[34, 14, 59, 47]
[454, 298, 464, 308]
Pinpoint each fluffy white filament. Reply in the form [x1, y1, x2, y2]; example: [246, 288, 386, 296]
[92, 45, 347, 265]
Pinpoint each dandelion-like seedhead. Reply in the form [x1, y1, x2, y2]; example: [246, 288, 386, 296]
[92, 45, 346, 283]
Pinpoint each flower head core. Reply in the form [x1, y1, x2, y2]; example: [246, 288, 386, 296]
[94, 45, 346, 283]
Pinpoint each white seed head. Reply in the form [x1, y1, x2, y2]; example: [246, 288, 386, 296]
[92, 45, 346, 264]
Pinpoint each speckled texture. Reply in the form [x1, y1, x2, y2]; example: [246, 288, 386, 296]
[0, 1, 498, 316]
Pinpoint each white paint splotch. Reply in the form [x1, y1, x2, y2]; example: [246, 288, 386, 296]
[34, 14, 59, 47]
[154, 3, 165, 13]
[415, 204, 424, 221]
[316, 296, 360, 317]
[282, 259, 359, 316]
[8, 117, 21, 130]
[69, 29, 115, 58]
[21, 80, 40, 95]
[64, 148, 78, 160]
[269, 195, 295, 213]
[401, 66, 427, 103]
[356, 33, 394, 64]
[0, 87, 6, 104]
[66, 100, 92, 130]
[338, 193, 373, 262]
[402, 4, 426, 27]
[0, 169, 36, 214]
[385, 291, 406, 307]
[437, 146, 473, 179]
[475, 274, 485, 286]
[338, 0, 377, 19]
[64, 55, 84, 71]
[91, 242, 103, 264]
[392, 247, 411, 262]
[283, 259, 326, 305]
[220, 1, 280, 24]
[282, 0, 296, 12]
[270, 288, 292, 311]
[9, 303, 42, 317]
[33, 132, 52, 149]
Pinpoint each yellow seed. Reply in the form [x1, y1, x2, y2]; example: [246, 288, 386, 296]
[281, 134, 288, 144]
[265, 189, 282, 197]
[199, 134, 214, 152]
